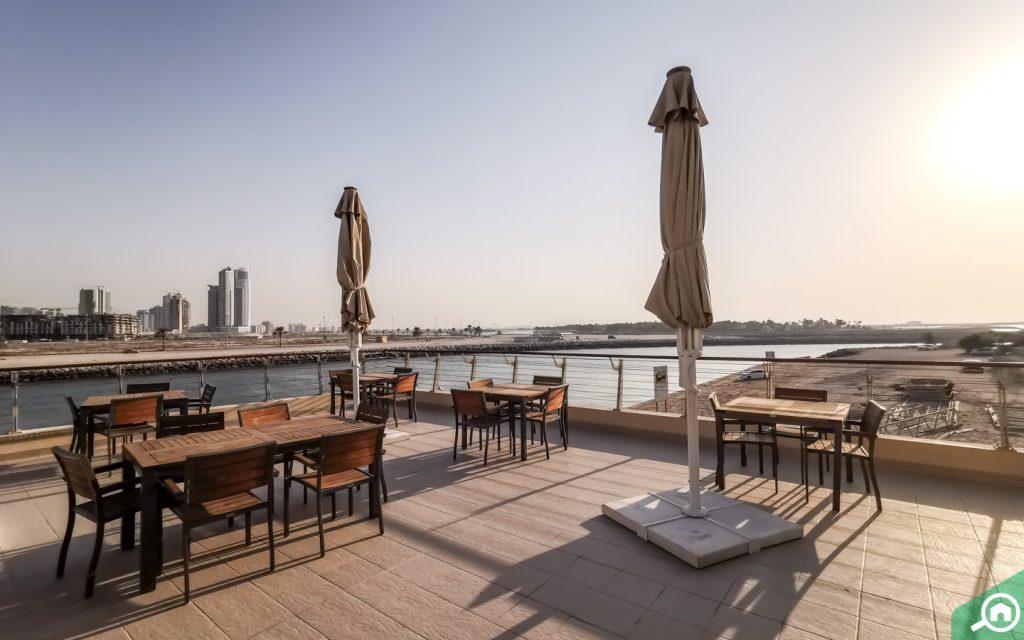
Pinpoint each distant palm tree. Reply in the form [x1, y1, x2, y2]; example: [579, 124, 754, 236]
[273, 326, 285, 347]
[155, 328, 168, 351]
[412, 326, 422, 337]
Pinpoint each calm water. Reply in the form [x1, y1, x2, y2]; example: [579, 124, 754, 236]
[0, 343, 910, 433]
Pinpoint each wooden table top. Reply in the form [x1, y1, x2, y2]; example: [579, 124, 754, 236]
[82, 390, 188, 409]
[719, 396, 850, 427]
[330, 372, 397, 384]
[124, 414, 367, 470]
[484, 383, 551, 400]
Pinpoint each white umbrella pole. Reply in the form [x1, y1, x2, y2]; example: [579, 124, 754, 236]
[679, 328, 708, 517]
[350, 330, 361, 409]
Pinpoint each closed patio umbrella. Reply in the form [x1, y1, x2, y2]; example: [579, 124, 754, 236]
[335, 186, 374, 408]
[646, 66, 713, 516]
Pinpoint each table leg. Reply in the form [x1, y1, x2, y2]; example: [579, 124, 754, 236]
[832, 421, 842, 511]
[369, 461, 381, 518]
[330, 384, 336, 415]
[519, 400, 527, 462]
[715, 416, 725, 489]
[138, 467, 161, 593]
[86, 414, 96, 459]
[120, 464, 136, 550]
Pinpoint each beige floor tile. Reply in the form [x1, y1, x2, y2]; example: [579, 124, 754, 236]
[494, 597, 571, 640]
[627, 610, 703, 640]
[705, 604, 783, 639]
[302, 590, 423, 640]
[860, 569, 932, 610]
[86, 628, 133, 640]
[531, 575, 597, 615]
[561, 556, 619, 590]
[784, 599, 858, 639]
[723, 579, 797, 623]
[251, 565, 342, 614]
[124, 602, 230, 640]
[390, 553, 522, 621]
[863, 552, 928, 585]
[573, 592, 645, 636]
[347, 571, 505, 640]
[858, 592, 936, 639]
[193, 581, 293, 639]
[251, 618, 329, 640]
[600, 570, 667, 608]
[649, 586, 718, 629]
[857, 618, 932, 639]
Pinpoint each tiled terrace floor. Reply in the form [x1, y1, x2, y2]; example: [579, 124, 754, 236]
[1, 405, 1022, 640]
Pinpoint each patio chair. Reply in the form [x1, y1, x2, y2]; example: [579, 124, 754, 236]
[125, 382, 170, 394]
[237, 402, 291, 427]
[393, 366, 414, 374]
[771, 387, 829, 482]
[529, 376, 567, 434]
[372, 372, 418, 427]
[161, 442, 277, 601]
[524, 384, 568, 460]
[187, 384, 217, 414]
[329, 370, 356, 417]
[710, 392, 778, 493]
[451, 389, 505, 465]
[65, 396, 85, 454]
[356, 402, 391, 502]
[283, 425, 386, 556]
[98, 395, 162, 465]
[467, 378, 514, 449]
[803, 400, 886, 510]
[156, 411, 225, 439]
[52, 447, 140, 598]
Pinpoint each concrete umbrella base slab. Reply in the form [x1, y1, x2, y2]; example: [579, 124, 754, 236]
[602, 487, 803, 568]
[383, 429, 411, 444]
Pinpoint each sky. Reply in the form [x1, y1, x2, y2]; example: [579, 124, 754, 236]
[1, 1, 1022, 329]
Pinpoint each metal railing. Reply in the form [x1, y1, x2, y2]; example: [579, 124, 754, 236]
[2, 350, 1021, 450]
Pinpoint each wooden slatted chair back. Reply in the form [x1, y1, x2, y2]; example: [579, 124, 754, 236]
[774, 387, 828, 402]
[859, 401, 886, 439]
[109, 395, 162, 428]
[157, 412, 226, 439]
[467, 378, 494, 389]
[395, 372, 418, 394]
[451, 389, 489, 417]
[199, 384, 217, 404]
[331, 370, 355, 392]
[66, 396, 82, 425]
[52, 447, 100, 501]
[317, 426, 384, 478]
[237, 403, 290, 428]
[543, 385, 568, 413]
[393, 367, 414, 374]
[533, 375, 564, 385]
[355, 402, 390, 425]
[184, 442, 276, 505]
[125, 382, 171, 394]
[708, 392, 723, 413]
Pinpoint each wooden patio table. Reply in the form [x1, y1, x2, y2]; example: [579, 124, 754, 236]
[79, 391, 189, 456]
[124, 413, 377, 593]
[482, 383, 559, 461]
[329, 372, 397, 414]
[716, 396, 850, 511]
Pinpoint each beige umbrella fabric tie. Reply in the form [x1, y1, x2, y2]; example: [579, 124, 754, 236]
[645, 66, 713, 516]
[335, 186, 374, 408]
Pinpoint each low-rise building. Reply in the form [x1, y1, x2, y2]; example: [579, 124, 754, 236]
[1, 314, 139, 340]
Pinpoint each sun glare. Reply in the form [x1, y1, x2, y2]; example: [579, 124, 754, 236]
[940, 53, 1024, 194]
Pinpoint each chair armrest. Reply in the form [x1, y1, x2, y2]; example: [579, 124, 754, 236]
[93, 460, 130, 474]
[99, 478, 140, 494]
[294, 452, 319, 468]
[161, 478, 185, 501]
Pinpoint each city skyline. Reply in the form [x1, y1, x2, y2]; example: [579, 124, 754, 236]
[2, 2, 1022, 327]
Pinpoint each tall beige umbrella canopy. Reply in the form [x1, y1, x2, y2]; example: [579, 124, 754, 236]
[646, 66, 713, 516]
[335, 186, 374, 407]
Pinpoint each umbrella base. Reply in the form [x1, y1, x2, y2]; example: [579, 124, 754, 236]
[383, 428, 410, 444]
[602, 487, 802, 569]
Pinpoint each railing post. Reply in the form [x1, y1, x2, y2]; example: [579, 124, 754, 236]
[764, 358, 772, 398]
[503, 355, 519, 383]
[866, 364, 873, 399]
[198, 361, 205, 395]
[117, 366, 125, 395]
[403, 352, 410, 369]
[316, 355, 324, 395]
[552, 356, 568, 382]
[431, 354, 442, 392]
[610, 358, 624, 411]
[997, 377, 1012, 451]
[10, 372, 19, 434]
[263, 358, 271, 401]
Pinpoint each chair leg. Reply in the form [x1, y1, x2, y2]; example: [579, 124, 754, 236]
[453, 419, 459, 461]
[316, 494, 326, 557]
[818, 454, 824, 485]
[332, 493, 337, 521]
[483, 427, 491, 465]
[868, 459, 882, 511]
[542, 421, 550, 460]
[376, 478, 385, 535]
[57, 507, 75, 578]
[803, 451, 810, 504]
[283, 478, 291, 537]
[245, 512, 252, 546]
[228, 516, 234, 528]
[267, 505, 275, 572]
[182, 527, 191, 602]
[349, 487, 354, 516]
[380, 467, 389, 503]
[859, 459, 871, 495]
[84, 521, 104, 598]
[772, 444, 779, 494]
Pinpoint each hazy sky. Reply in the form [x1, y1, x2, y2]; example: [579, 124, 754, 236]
[2, 1, 1022, 328]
